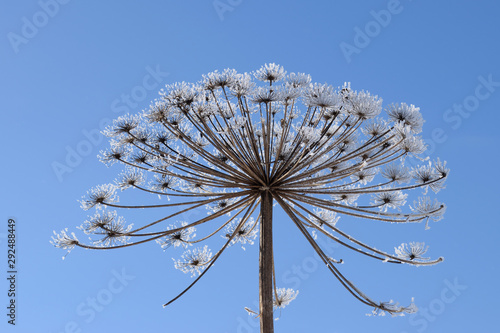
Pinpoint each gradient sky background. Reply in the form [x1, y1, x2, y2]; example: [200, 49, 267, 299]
[1, 1, 499, 332]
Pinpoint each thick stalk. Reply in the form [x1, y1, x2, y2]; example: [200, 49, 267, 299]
[259, 190, 274, 333]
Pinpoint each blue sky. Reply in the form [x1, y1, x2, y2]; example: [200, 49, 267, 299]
[1, 0, 499, 332]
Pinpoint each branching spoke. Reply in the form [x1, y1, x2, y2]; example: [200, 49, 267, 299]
[163, 196, 259, 307]
[281, 194, 443, 266]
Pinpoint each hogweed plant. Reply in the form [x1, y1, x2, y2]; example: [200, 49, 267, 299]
[52, 64, 448, 333]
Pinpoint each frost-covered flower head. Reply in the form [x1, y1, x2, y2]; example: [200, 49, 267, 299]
[254, 63, 286, 82]
[362, 119, 388, 137]
[310, 208, 340, 228]
[202, 68, 237, 90]
[285, 72, 311, 88]
[371, 190, 408, 212]
[412, 161, 447, 194]
[350, 168, 378, 185]
[251, 86, 281, 104]
[161, 81, 201, 107]
[89, 215, 133, 247]
[381, 164, 411, 184]
[228, 72, 255, 97]
[103, 114, 140, 137]
[51, 229, 79, 259]
[79, 210, 118, 234]
[173, 245, 212, 277]
[331, 186, 360, 206]
[56, 64, 449, 324]
[395, 242, 430, 261]
[387, 103, 424, 134]
[223, 217, 258, 249]
[157, 222, 196, 249]
[116, 168, 145, 190]
[245, 287, 299, 318]
[207, 194, 238, 215]
[274, 288, 299, 309]
[80, 184, 118, 210]
[411, 196, 446, 229]
[347, 90, 382, 119]
[304, 83, 339, 108]
[150, 175, 179, 193]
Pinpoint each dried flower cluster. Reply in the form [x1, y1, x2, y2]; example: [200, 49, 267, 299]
[52, 64, 448, 330]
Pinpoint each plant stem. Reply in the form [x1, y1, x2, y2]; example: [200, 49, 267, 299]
[259, 190, 274, 333]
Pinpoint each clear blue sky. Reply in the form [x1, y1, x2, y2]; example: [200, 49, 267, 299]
[1, 1, 499, 332]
